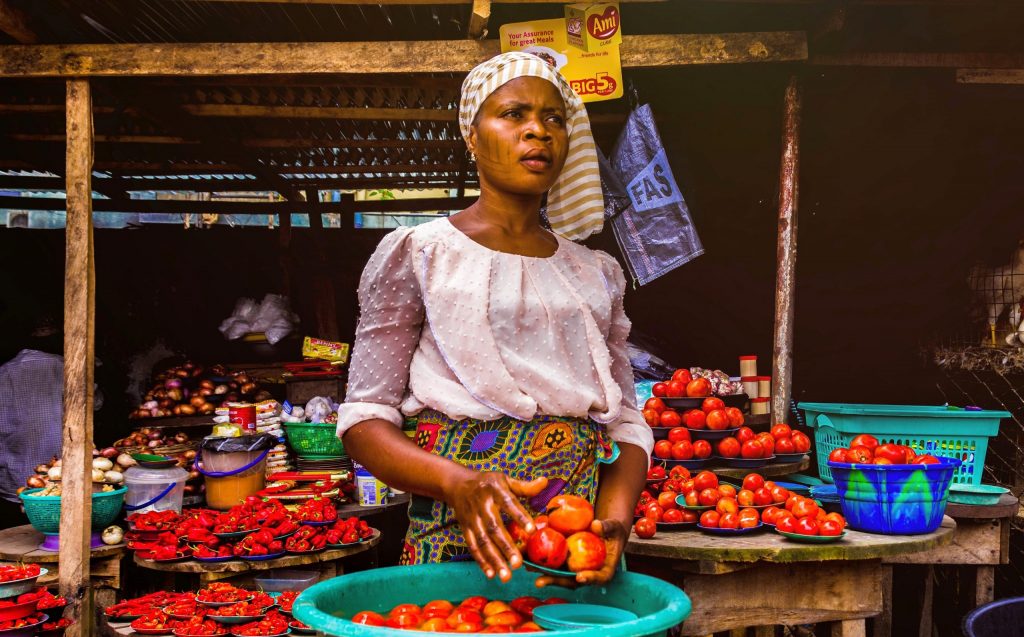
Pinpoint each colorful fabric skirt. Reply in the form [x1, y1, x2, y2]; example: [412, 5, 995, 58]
[399, 409, 619, 566]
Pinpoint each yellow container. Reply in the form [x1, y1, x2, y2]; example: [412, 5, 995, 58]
[199, 445, 269, 510]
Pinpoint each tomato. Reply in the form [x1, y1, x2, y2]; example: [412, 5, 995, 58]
[701, 397, 725, 413]
[753, 487, 773, 506]
[685, 378, 712, 398]
[448, 607, 484, 626]
[644, 397, 666, 414]
[896, 445, 915, 463]
[741, 440, 765, 459]
[662, 508, 684, 523]
[873, 457, 893, 465]
[667, 380, 687, 398]
[716, 498, 739, 516]
[680, 509, 699, 523]
[819, 520, 843, 536]
[774, 437, 795, 454]
[769, 485, 790, 504]
[659, 410, 682, 428]
[547, 495, 595, 535]
[791, 431, 811, 453]
[454, 622, 485, 632]
[671, 441, 694, 460]
[757, 433, 776, 455]
[644, 503, 664, 522]
[698, 488, 722, 507]
[352, 611, 386, 626]
[824, 512, 846, 529]
[733, 475, 760, 495]
[683, 409, 706, 429]
[736, 489, 755, 506]
[651, 382, 669, 398]
[630, 520, 655, 540]
[847, 446, 874, 463]
[791, 498, 819, 520]
[653, 440, 673, 459]
[716, 437, 741, 458]
[509, 597, 542, 618]
[775, 512, 797, 533]
[770, 423, 792, 440]
[784, 494, 800, 511]
[517, 621, 543, 632]
[850, 434, 880, 451]
[738, 508, 760, 528]
[762, 506, 782, 524]
[669, 465, 690, 481]
[725, 407, 745, 427]
[736, 426, 755, 444]
[828, 448, 849, 463]
[657, 491, 678, 510]
[693, 471, 719, 491]
[794, 517, 819, 536]
[668, 427, 690, 443]
[387, 612, 422, 629]
[705, 409, 731, 431]
[642, 409, 660, 426]
[484, 607, 521, 624]
[420, 618, 450, 631]
[717, 484, 737, 498]
[683, 491, 699, 507]
[699, 510, 720, 528]
[672, 368, 693, 383]
[718, 512, 740, 529]
[391, 604, 423, 617]
[692, 440, 712, 458]
[663, 478, 682, 492]
[525, 528, 568, 569]
[912, 454, 940, 465]
[647, 465, 666, 480]
[565, 531, 606, 572]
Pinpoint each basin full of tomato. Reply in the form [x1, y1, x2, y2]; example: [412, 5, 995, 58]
[506, 495, 607, 574]
[826, 434, 941, 466]
[352, 595, 566, 632]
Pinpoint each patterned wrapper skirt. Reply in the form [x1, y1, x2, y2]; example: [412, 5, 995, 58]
[399, 409, 619, 566]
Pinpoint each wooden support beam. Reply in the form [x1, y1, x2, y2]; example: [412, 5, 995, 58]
[811, 52, 1024, 68]
[8, 133, 464, 150]
[0, 104, 116, 114]
[956, 69, 1024, 85]
[0, 32, 807, 77]
[182, 104, 458, 121]
[168, 0, 661, 4]
[468, 0, 491, 39]
[0, 175, 477, 192]
[771, 75, 801, 425]
[0, 0, 37, 44]
[0, 194, 476, 214]
[60, 78, 95, 637]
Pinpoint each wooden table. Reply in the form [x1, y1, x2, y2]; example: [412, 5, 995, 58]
[0, 525, 126, 608]
[713, 456, 810, 479]
[134, 530, 381, 585]
[625, 516, 956, 636]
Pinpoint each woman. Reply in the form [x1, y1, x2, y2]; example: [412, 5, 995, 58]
[338, 52, 653, 586]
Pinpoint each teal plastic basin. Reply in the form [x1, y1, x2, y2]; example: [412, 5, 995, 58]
[292, 562, 691, 637]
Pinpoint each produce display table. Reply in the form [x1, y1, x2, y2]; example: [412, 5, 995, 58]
[625, 516, 956, 636]
[134, 530, 381, 585]
[712, 455, 810, 480]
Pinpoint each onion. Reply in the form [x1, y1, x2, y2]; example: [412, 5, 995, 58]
[178, 405, 196, 416]
[104, 470, 124, 484]
[26, 476, 45, 489]
[165, 378, 182, 390]
[116, 453, 137, 468]
[101, 526, 123, 545]
[184, 450, 197, 460]
[92, 457, 113, 471]
[47, 466, 62, 481]
[175, 432, 189, 443]
[166, 388, 183, 402]
[199, 387, 213, 397]
[241, 382, 257, 395]
[175, 369, 190, 378]
[35, 464, 50, 474]
[52, 458, 61, 466]
[187, 470, 201, 481]
[153, 389, 167, 400]
[198, 403, 215, 415]
[236, 373, 250, 384]
[214, 385, 228, 395]
[190, 396, 206, 408]
[199, 380, 215, 390]
[92, 448, 101, 457]
[147, 440, 162, 449]
[147, 431, 163, 441]
[101, 447, 118, 459]
[172, 405, 183, 416]
[91, 468, 105, 482]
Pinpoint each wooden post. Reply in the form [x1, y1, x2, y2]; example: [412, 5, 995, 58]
[307, 189, 340, 341]
[61, 78, 95, 637]
[771, 75, 802, 423]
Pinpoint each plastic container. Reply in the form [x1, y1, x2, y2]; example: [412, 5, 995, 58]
[19, 487, 126, 535]
[739, 355, 758, 378]
[827, 456, 961, 534]
[741, 377, 759, 399]
[284, 423, 345, 458]
[963, 596, 1024, 637]
[124, 465, 188, 514]
[254, 569, 320, 593]
[292, 562, 691, 637]
[355, 468, 387, 506]
[947, 483, 1010, 506]
[198, 435, 273, 510]
[800, 402, 1008, 484]
[750, 397, 770, 415]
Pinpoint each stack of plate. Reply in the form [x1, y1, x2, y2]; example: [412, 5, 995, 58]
[810, 484, 842, 507]
[296, 456, 353, 473]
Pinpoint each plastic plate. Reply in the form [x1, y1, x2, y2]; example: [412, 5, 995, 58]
[231, 631, 290, 637]
[716, 456, 774, 469]
[649, 427, 674, 441]
[776, 529, 847, 543]
[688, 427, 739, 441]
[240, 551, 286, 562]
[656, 520, 697, 531]
[129, 622, 174, 636]
[209, 614, 267, 625]
[213, 529, 255, 540]
[0, 615, 47, 635]
[298, 520, 333, 527]
[522, 560, 576, 579]
[661, 397, 702, 410]
[674, 496, 712, 510]
[104, 612, 144, 623]
[139, 551, 192, 563]
[532, 603, 638, 629]
[773, 452, 808, 464]
[661, 458, 711, 470]
[697, 522, 765, 536]
[289, 621, 315, 635]
[195, 594, 254, 608]
[0, 567, 47, 599]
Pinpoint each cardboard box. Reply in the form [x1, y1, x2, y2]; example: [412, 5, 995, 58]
[565, 2, 622, 52]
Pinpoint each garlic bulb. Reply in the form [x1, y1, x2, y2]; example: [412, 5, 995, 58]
[101, 526, 124, 545]
[92, 468, 105, 482]
[116, 453, 137, 469]
[47, 466, 62, 481]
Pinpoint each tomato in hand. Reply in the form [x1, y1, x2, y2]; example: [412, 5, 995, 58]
[525, 528, 568, 569]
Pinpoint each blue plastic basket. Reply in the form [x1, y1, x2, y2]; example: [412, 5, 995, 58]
[799, 402, 1007, 484]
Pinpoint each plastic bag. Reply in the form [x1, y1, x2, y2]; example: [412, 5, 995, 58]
[218, 294, 299, 344]
[201, 433, 277, 453]
[304, 396, 335, 424]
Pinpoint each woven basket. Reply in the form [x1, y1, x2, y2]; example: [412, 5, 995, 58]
[19, 486, 127, 533]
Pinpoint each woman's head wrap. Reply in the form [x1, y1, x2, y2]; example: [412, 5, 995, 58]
[459, 51, 604, 241]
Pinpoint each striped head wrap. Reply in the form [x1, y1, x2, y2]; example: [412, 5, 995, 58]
[459, 51, 604, 241]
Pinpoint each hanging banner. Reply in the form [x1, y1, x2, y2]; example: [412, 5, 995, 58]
[499, 15, 623, 103]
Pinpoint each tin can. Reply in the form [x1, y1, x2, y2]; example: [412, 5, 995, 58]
[227, 402, 257, 434]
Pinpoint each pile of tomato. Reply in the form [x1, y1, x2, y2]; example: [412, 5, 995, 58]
[766, 495, 847, 537]
[506, 495, 606, 573]
[353, 596, 567, 632]
[0, 563, 40, 583]
[827, 433, 941, 465]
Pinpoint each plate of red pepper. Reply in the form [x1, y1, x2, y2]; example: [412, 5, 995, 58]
[230, 611, 289, 636]
[0, 611, 47, 635]
[294, 498, 337, 525]
[0, 598, 38, 623]
[207, 602, 268, 625]
[38, 617, 72, 637]
[131, 611, 176, 635]
[137, 546, 193, 562]
[273, 592, 298, 615]
[288, 620, 313, 635]
[192, 544, 237, 563]
[105, 592, 192, 622]
[196, 585, 254, 608]
[163, 599, 207, 621]
[284, 526, 327, 554]
[324, 517, 376, 547]
[0, 564, 45, 600]
[172, 617, 229, 637]
[127, 511, 182, 532]
[30, 588, 67, 615]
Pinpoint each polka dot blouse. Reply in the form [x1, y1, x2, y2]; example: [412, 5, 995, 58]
[336, 218, 654, 462]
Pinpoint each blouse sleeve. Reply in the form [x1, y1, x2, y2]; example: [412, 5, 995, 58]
[336, 227, 425, 438]
[595, 252, 655, 465]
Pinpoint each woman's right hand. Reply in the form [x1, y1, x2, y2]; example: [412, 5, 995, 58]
[446, 471, 548, 583]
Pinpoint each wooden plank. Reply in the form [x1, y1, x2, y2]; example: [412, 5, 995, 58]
[0, 32, 807, 77]
[182, 104, 459, 121]
[60, 77, 95, 637]
[168, 0, 661, 4]
[956, 69, 1024, 85]
[831, 620, 867, 637]
[918, 565, 934, 637]
[0, 525, 125, 562]
[944, 493, 1019, 519]
[976, 566, 996, 606]
[0, 104, 116, 114]
[873, 565, 893, 637]
[883, 519, 1002, 565]
[0, 174, 477, 192]
[811, 52, 1024, 68]
[7, 134, 465, 150]
[0, 0, 37, 44]
[772, 74, 801, 422]
[0, 194, 474, 214]
[468, 0, 491, 39]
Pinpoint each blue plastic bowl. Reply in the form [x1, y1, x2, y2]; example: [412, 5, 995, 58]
[827, 456, 961, 535]
[293, 562, 691, 637]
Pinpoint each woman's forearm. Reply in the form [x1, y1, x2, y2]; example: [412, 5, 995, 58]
[594, 442, 647, 528]
[342, 419, 475, 502]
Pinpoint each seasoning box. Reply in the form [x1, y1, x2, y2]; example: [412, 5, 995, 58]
[565, 2, 622, 52]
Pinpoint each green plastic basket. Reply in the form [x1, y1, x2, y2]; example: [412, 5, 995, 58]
[19, 486, 127, 534]
[800, 402, 1008, 485]
[284, 422, 345, 458]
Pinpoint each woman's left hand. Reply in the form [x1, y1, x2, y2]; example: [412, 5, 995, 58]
[533, 518, 629, 588]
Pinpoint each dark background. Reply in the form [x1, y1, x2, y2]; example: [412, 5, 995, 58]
[2, 65, 1022, 442]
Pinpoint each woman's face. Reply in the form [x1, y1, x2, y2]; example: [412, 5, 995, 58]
[468, 76, 569, 197]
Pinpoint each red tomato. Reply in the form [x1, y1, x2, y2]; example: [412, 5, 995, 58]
[352, 611, 386, 626]
[680, 509, 699, 523]
[873, 457, 893, 465]
[662, 508, 684, 523]
[667, 380, 687, 398]
[668, 427, 690, 443]
[716, 497, 738, 516]
[740, 440, 765, 459]
[633, 518, 656, 539]
[683, 491, 699, 507]
[770, 423, 792, 440]
[698, 488, 722, 507]
[424, 600, 455, 615]
[717, 484, 737, 498]
[565, 531, 606, 572]
[644, 503, 664, 522]
[769, 485, 790, 504]
[669, 466, 690, 481]
[657, 491, 678, 510]
[642, 409, 661, 427]
[683, 409, 706, 430]
[391, 604, 423, 617]
[794, 518, 820, 536]
[662, 479, 682, 492]
[651, 382, 668, 398]
[653, 440, 673, 460]
[692, 440, 712, 459]
[685, 378, 711, 398]
[460, 597, 488, 612]
[644, 398, 666, 414]
[896, 445, 915, 463]
[791, 431, 811, 453]
[546, 495, 594, 535]
[699, 510, 720, 528]
[705, 409, 731, 431]
[725, 407, 745, 427]
[742, 473, 765, 492]
[850, 434, 879, 451]
[701, 397, 725, 413]
[819, 520, 844, 536]
[693, 471, 719, 491]
[828, 448, 849, 463]
[753, 487, 773, 506]
[762, 506, 782, 524]
[671, 441, 694, 460]
[672, 369, 693, 383]
[525, 528, 568, 569]
[912, 454, 940, 465]
[774, 437, 794, 454]
[757, 433, 776, 455]
[847, 446, 874, 463]
[659, 410, 682, 428]
[421, 618, 450, 631]
[738, 508, 760, 528]
[824, 513, 846, 529]
[387, 613, 422, 629]
[737, 489, 755, 506]
[791, 498, 819, 520]
[875, 443, 908, 463]
[775, 512, 797, 533]
[716, 437, 741, 458]
[736, 426, 755, 444]
[718, 512, 740, 529]
[647, 465, 666, 480]
[447, 608, 483, 628]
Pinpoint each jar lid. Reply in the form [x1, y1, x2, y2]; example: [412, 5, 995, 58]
[740, 376, 759, 382]
[739, 356, 758, 360]
[756, 376, 772, 381]
[750, 397, 771, 403]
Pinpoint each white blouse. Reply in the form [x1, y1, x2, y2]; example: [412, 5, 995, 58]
[336, 218, 654, 462]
